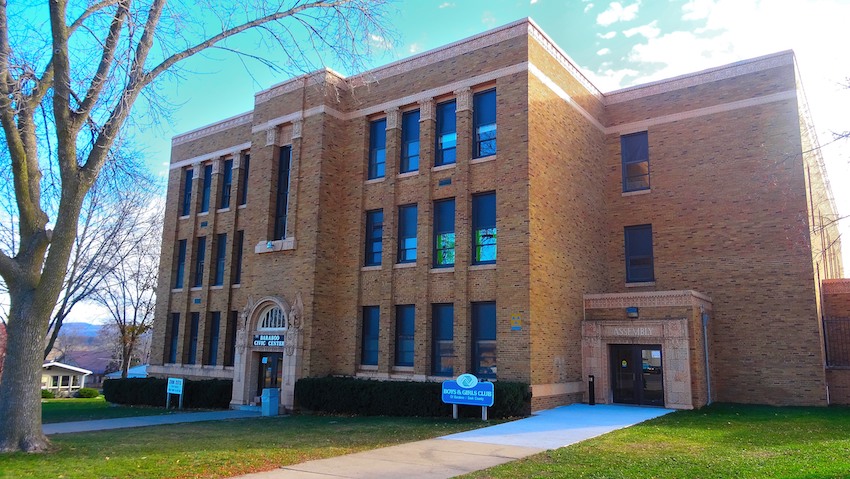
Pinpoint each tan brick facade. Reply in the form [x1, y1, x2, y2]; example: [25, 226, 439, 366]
[149, 19, 843, 411]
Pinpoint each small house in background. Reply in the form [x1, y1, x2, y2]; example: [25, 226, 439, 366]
[41, 361, 92, 397]
[105, 364, 149, 380]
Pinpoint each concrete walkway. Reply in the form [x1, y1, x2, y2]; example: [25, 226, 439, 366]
[236, 404, 673, 479]
[43, 409, 261, 435]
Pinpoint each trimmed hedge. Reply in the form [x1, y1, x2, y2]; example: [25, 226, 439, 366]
[103, 378, 232, 409]
[295, 377, 530, 418]
[41, 389, 55, 399]
[76, 387, 99, 398]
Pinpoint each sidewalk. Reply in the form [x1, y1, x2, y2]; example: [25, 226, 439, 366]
[235, 404, 673, 479]
[43, 409, 261, 435]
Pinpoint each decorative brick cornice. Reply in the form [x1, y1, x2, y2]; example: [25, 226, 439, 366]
[172, 112, 253, 146]
[454, 87, 472, 112]
[255, 69, 346, 104]
[384, 107, 400, 129]
[584, 290, 713, 311]
[824, 279, 850, 294]
[418, 98, 435, 121]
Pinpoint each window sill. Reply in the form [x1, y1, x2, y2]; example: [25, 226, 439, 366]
[198, 211, 209, 217]
[622, 189, 651, 197]
[625, 281, 656, 288]
[469, 263, 496, 271]
[394, 262, 416, 269]
[171, 288, 184, 293]
[179, 215, 190, 220]
[217, 207, 231, 213]
[471, 155, 496, 164]
[432, 163, 456, 172]
[238, 204, 247, 209]
[231, 283, 241, 288]
[430, 267, 455, 273]
[365, 177, 385, 184]
[210, 285, 224, 290]
[255, 237, 296, 254]
[392, 366, 414, 372]
[397, 171, 419, 179]
[361, 265, 382, 272]
[358, 365, 378, 371]
[190, 287, 203, 292]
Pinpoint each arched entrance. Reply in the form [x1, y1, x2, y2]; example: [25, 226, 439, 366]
[230, 294, 303, 411]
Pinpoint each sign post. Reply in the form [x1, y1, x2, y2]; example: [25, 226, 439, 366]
[166, 377, 184, 410]
[441, 373, 494, 421]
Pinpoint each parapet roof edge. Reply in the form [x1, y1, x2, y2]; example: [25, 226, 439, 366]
[172, 110, 253, 146]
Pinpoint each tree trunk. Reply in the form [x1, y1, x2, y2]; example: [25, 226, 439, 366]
[0, 293, 52, 452]
[121, 343, 133, 379]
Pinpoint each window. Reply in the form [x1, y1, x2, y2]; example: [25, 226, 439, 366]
[621, 131, 649, 192]
[433, 199, 455, 267]
[274, 146, 292, 239]
[206, 311, 221, 366]
[473, 89, 497, 158]
[239, 154, 250, 206]
[225, 311, 238, 367]
[213, 233, 227, 286]
[364, 209, 383, 266]
[397, 204, 417, 263]
[361, 306, 380, 366]
[435, 100, 457, 166]
[395, 305, 415, 367]
[259, 307, 286, 330]
[368, 119, 387, 179]
[51, 376, 59, 388]
[625, 224, 654, 282]
[181, 168, 193, 216]
[167, 313, 180, 363]
[200, 163, 212, 213]
[432, 304, 454, 376]
[400, 110, 420, 173]
[233, 230, 244, 285]
[174, 239, 187, 288]
[193, 236, 206, 287]
[220, 159, 233, 209]
[472, 302, 497, 378]
[187, 312, 200, 365]
[472, 192, 497, 264]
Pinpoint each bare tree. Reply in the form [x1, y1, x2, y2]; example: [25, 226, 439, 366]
[92, 205, 161, 379]
[0, 0, 391, 452]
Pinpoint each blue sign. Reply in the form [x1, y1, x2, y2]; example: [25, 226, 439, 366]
[441, 379, 495, 407]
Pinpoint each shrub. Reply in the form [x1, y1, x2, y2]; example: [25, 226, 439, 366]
[103, 378, 232, 409]
[76, 388, 100, 398]
[41, 389, 55, 399]
[295, 376, 530, 419]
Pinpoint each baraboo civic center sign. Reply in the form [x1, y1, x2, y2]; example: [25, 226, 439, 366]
[441, 373, 494, 407]
[253, 334, 285, 347]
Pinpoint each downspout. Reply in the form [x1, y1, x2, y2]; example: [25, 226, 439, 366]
[701, 307, 712, 405]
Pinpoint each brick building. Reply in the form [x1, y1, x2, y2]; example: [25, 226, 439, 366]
[148, 19, 843, 411]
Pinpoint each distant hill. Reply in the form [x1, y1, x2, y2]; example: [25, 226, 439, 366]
[60, 322, 104, 338]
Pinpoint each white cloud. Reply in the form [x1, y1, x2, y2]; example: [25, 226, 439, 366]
[597, 48, 611, 55]
[682, 0, 714, 20]
[482, 11, 497, 27]
[438, 2, 455, 8]
[597, 31, 617, 39]
[584, 3, 595, 13]
[596, 1, 641, 27]
[408, 43, 423, 54]
[369, 34, 392, 50]
[622, 20, 660, 39]
[531, 0, 539, 4]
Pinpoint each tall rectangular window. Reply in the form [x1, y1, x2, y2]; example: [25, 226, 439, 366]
[213, 233, 227, 286]
[472, 192, 497, 264]
[432, 304, 454, 376]
[472, 302, 497, 378]
[225, 311, 238, 367]
[400, 110, 420, 173]
[473, 89, 497, 158]
[181, 169, 194, 216]
[435, 100, 457, 166]
[206, 311, 221, 366]
[397, 204, 417, 263]
[239, 154, 250, 206]
[274, 146, 292, 239]
[364, 209, 383, 266]
[368, 119, 387, 179]
[167, 313, 180, 363]
[621, 131, 649, 192]
[200, 163, 212, 213]
[193, 236, 206, 288]
[187, 312, 200, 365]
[625, 224, 654, 283]
[433, 199, 455, 267]
[361, 306, 380, 366]
[220, 159, 233, 209]
[395, 305, 415, 367]
[174, 239, 187, 289]
[233, 230, 244, 285]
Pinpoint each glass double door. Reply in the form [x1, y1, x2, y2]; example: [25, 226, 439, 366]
[610, 344, 664, 406]
[256, 353, 283, 396]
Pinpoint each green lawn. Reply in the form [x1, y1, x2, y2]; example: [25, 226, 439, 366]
[42, 397, 175, 424]
[1, 415, 491, 479]
[463, 404, 850, 479]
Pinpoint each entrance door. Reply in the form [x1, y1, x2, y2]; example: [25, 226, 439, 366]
[256, 353, 283, 396]
[610, 344, 663, 406]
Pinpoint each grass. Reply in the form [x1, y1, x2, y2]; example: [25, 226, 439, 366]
[463, 404, 850, 479]
[42, 397, 175, 424]
[0, 414, 492, 479]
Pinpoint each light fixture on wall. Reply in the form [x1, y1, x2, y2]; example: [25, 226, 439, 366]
[626, 306, 639, 318]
